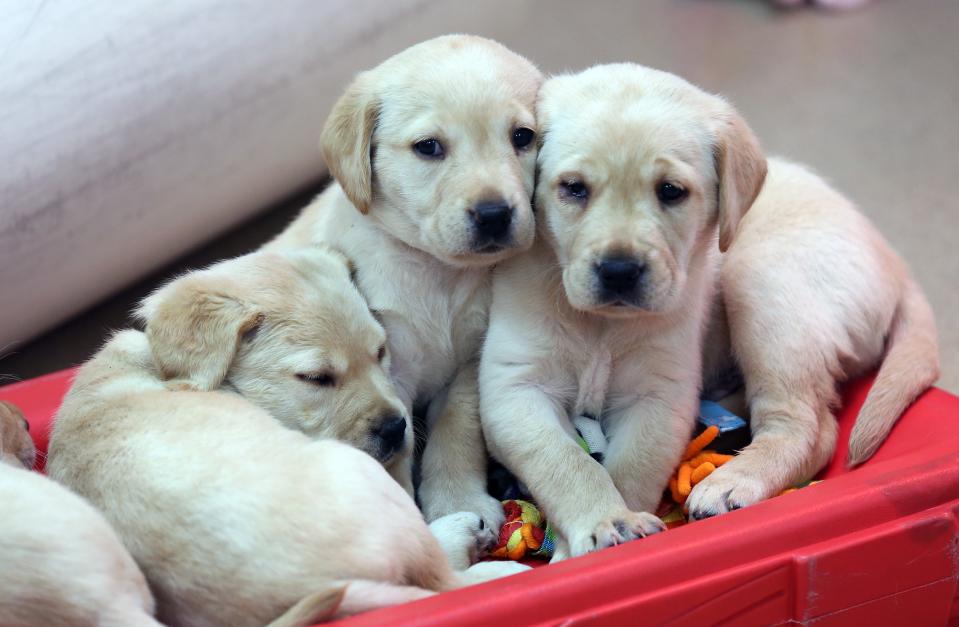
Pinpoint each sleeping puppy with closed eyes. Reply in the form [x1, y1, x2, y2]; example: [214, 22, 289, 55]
[0, 400, 160, 627]
[263, 34, 543, 528]
[48, 247, 527, 627]
[139, 246, 409, 464]
[481, 63, 938, 558]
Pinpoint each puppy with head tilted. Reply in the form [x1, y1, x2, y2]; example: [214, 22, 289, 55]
[264, 35, 542, 527]
[48, 247, 526, 627]
[0, 401, 159, 627]
[481, 65, 756, 559]
[481, 63, 939, 553]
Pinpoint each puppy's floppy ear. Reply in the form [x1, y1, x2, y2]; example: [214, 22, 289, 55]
[712, 104, 767, 252]
[0, 401, 26, 429]
[136, 274, 262, 391]
[321, 71, 379, 215]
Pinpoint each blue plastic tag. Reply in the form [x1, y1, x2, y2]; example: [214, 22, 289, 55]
[698, 400, 747, 432]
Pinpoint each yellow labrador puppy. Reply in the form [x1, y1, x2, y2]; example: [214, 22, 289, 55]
[688, 150, 939, 516]
[48, 248, 526, 627]
[137, 247, 408, 465]
[266, 35, 542, 527]
[0, 401, 159, 627]
[481, 63, 937, 556]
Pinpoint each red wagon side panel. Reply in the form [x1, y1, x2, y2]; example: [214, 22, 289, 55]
[2, 373, 958, 625]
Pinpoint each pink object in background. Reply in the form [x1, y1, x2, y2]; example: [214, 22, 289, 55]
[774, 0, 873, 10]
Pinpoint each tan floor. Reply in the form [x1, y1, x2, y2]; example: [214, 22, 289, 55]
[2, 0, 957, 391]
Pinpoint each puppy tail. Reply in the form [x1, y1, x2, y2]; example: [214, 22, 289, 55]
[848, 277, 940, 466]
[268, 581, 436, 626]
[267, 585, 346, 627]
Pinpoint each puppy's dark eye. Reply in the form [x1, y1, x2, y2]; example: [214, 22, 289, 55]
[657, 182, 688, 205]
[377, 345, 387, 362]
[297, 372, 336, 387]
[413, 138, 444, 159]
[21, 417, 30, 432]
[512, 127, 535, 150]
[560, 180, 589, 202]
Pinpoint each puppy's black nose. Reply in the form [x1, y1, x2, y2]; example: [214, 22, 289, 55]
[375, 415, 407, 452]
[470, 201, 513, 241]
[597, 257, 644, 295]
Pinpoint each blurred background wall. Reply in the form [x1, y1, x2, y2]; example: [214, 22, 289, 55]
[1, 0, 957, 391]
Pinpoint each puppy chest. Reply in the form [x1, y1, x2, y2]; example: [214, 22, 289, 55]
[381, 291, 487, 404]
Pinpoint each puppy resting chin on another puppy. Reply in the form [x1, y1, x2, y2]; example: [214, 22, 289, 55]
[48, 247, 527, 627]
[137, 245, 410, 467]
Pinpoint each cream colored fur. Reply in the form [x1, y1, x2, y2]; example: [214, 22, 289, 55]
[264, 35, 543, 527]
[480, 64, 765, 558]
[481, 62, 939, 543]
[48, 331, 519, 626]
[689, 157, 939, 518]
[135, 247, 412, 472]
[0, 402, 159, 627]
[49, 247, 526, 625]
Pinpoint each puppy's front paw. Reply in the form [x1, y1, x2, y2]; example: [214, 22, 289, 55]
[428, 511, 497, 571]
[425, 491, 506, 534]
[569, 510, 665, 557]
[470, 492, 508, 533]
[686, 465, 769, 520]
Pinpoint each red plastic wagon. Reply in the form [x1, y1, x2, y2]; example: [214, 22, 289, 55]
[2, 370, 958, 626]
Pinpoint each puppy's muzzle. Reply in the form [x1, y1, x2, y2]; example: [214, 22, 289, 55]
[372, 414, 407, 461]
[595, 256, 645, 305]
[469, 199, 513, 251]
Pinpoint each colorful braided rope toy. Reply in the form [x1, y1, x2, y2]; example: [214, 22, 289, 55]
[489, 499, 554, 560]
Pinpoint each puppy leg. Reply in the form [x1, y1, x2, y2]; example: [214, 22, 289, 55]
[419, 363, 503, 529]
[687, 304, 840, 519]
[483, 382, 661, 558]
[604, 379, 698, 515]
[428, 512, 496, 571]
[686, 392, 833, 519]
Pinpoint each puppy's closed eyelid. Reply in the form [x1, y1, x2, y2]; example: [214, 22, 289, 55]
[296, 372, 337, 387]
